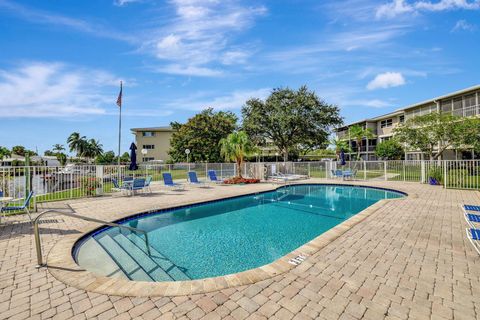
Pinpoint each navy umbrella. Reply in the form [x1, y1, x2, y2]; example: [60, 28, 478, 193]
[339, 149, 346, 166]
[129, 143, 138, 171]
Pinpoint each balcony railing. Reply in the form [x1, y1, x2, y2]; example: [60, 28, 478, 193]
[444, 104, 480, 117]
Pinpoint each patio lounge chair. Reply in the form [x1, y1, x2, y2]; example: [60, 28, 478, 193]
[466, 228, 480, 255]
[1, 191, 34, 220]
[162, 172, 185, 190]
[112, 178, 131, 195]
[464, 205, 480, 212]
[143, 176, 152, 193]
[331, 170, 343, 179]
[464, 212, 480, 228]
[131, 178, 147, 194]
[342, 169, 357, 180]
[207, 170, 224, 184]
[187, 171, 207, 187]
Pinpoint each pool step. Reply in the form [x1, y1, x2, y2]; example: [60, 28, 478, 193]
[95, 233, 154, 281]
[124, 232, 191, 281]
[111, 231, 176, 281]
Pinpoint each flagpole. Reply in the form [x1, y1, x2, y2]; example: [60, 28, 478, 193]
[117, 81, 122, 167]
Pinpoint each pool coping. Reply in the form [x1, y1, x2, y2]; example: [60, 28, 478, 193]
[46, 182, 415, 297]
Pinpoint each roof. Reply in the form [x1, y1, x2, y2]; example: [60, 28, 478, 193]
[340, 84, 480, 128]
[130, 126, 174, 132]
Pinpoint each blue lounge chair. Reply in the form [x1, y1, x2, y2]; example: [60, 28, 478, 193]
[1, 191, 34, 220]
[162, 172, 184, 190]
[331, 170, 343, 179]
[144, 176, 152, 193]
[112, 178, 131, 195]
[187, 171, 207, 187]
[464, 213, 480, 228]
[466, 228, 480, 255]
[131, 178, 146, 194]
[207, 170, 224, 184]
[464, 205, 480, 212]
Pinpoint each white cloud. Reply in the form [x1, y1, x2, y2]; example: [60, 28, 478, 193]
[148, 0, 267, 76]
[113, 0, 142, 6]
[0, 62, 124, 118]
[0, 0, 133, 42]
[166, 88, 271, 111]
[367, 72, 406, 90]
[451, 19, 477, 32]
[376, 0, 480, 19]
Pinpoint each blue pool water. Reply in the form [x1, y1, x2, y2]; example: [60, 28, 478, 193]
[75, 184, 404, 281]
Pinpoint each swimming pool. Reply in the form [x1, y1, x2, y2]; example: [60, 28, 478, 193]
[74, 184, 404, 282]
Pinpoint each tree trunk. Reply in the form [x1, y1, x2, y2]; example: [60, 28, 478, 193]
[237, 159, 242, 178]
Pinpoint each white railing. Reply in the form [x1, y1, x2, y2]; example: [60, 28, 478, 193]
[1, 160, 479, 211]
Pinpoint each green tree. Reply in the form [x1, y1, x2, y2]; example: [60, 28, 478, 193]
[330, 138, 351, 157]
[219, 131, 255, 178]
[56, 153, 67, 166]
[120, 152, 130, 164]
[84, 139, 103, 159]
[0, 146, 11, 160]
[169, 108, 237, 162]
[394, 112, 470, 160]
[67, 132, 87, 157]
[96, 151, 116, 164]
[348, 125, 375, 160]
[53, 144, 65, 153]
[375, 139, 404, 160]
[12, 145, 26, 156]
[242, 86, 342, 161]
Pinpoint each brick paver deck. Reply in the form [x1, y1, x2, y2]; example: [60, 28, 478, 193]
[0, 180, 479, 320]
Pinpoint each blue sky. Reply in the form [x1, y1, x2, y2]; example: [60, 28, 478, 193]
[1, 0, 479, 155]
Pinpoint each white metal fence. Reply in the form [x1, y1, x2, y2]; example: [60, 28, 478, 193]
[1, 160, 479, 211]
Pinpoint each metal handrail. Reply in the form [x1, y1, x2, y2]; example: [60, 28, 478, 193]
[33, 207, 151, 267]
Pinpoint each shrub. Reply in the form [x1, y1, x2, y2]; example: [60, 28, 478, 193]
[81, 177, 102, 196]
[223, 177, 260, 184]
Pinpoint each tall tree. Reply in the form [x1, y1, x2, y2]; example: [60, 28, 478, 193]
[169, 108, 237, 162]
[375, 139, 404, 160]
[67, 132, 87, 157]
[348, 125, 375, 160]
[52, 144, 65, 153]
[394, 112, 476, 160]
[242, 86, 342, 161]
[0, 146, 11, 160]
[219, 131, 256, 178]
[11, 145, 26, 156]
[330, 138, 351, 157]
[84, 139, 103, 159]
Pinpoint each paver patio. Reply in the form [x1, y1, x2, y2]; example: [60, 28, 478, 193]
[0, 180, 479, 320]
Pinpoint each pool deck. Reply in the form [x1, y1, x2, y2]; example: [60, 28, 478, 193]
[1, 180, 479, 319]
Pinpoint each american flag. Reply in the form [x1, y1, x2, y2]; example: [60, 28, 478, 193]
[116, 81, 123, 108]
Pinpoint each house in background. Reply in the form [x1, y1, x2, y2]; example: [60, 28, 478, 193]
[336, 84, 480, 160]
[130, 126, 175, 163]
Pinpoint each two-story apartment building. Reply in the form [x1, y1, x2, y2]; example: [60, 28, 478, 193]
[130, 126, 175, 163]
[336, 84, 480, 160]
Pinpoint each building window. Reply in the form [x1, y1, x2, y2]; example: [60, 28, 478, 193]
[142, 157, 154, 162]
[380, 119, 393, 128]
[142, 131, 155, 137]
[441, 100, 452, 113]
[142, 144, 155, 150]
[381, 136, 392, 142]
[399, 115, 405, 123]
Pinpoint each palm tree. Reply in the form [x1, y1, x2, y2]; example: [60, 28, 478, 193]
[0, 146, 11, 161]
[348, 125, 375, 160]
[219, 131, 255, 178]
[84, 139, 103, 159]
[67, 132, 87, 157]
[52, 144, 65, 153]
[330, 138, 351, 157]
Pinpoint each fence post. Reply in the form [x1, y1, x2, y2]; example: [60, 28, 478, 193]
[444, 161, 448, 188]
[363, 161, 366, 180]
[403, 161, 406, 181]
[96, 165, 104, 196]
[420, 160, 425, 183]
[384, 161, 387, 181]
[308, 162, 311, 177]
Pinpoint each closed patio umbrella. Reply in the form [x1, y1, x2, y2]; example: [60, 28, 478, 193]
[340, 149, 346, 166]
[129, 143, 138, 171]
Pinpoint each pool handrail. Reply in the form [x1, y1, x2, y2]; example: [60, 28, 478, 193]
[33, 205, 151, 267]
